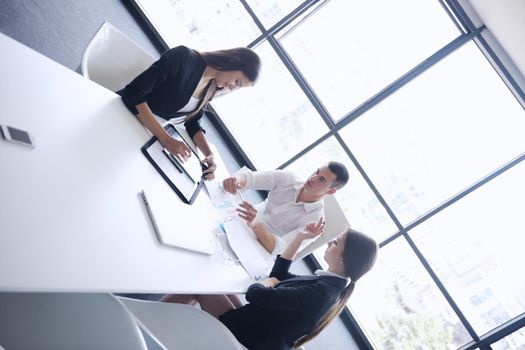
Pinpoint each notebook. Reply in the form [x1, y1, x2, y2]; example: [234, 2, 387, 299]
[141, 189, 215, 255]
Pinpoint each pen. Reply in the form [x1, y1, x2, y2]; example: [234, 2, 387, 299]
[140, 190, 162, 242]
[237, 188, 245, 203]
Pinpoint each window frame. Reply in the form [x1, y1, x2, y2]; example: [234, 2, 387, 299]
[129, 0, 525, 348]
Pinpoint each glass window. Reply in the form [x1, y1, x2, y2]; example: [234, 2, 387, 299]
[340, 42, 525, 225]
[278, 0, 460, 120]
[211, 41, 329, 169]
[284, 136, 397, 241]
[134, 0, 260, 50]
[491, 327, 525, 350]
[409, 161, 525, 335]
[245, 0, 304, 29]
[334, 238, 472, 349]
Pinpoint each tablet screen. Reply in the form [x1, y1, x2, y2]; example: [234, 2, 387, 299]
[163, 124, 203, 183]
[141, 123, 205, 204]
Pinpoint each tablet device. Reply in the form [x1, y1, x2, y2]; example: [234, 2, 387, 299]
[141, 123, 205, 204]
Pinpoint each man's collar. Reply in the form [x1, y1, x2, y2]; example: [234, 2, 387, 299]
[294, 185, 324, 212]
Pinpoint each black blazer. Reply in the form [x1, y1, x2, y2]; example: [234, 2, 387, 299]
[118, 46, 207, 139]
[219, 256, 347, 350]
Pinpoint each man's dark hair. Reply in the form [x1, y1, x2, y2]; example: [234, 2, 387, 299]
[328, 161, 349, 190]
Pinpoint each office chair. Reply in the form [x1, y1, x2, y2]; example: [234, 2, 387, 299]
[0, 293, 148, 350]
[81, 21, 156, 92]
[117, 296, 245, 350]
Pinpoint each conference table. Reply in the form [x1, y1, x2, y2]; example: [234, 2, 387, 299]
[0, 33, 253, 294]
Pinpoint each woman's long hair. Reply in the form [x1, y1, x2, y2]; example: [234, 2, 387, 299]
[294, 228, 378, 348]
[183, 47, 261, 121]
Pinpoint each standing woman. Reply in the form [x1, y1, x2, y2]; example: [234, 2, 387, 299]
[118, 45, 261, 180]
[162, 221, 378, 350]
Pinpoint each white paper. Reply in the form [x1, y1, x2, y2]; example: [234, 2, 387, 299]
[222, 217, 274, 280]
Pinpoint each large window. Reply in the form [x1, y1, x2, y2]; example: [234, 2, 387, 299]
[340, 42, 525, 225]
[278, 0, 459, 120]
[135, 0, 525, 348]
[212, 42, 329, 169]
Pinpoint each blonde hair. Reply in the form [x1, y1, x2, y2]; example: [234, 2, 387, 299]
[294, 229, 378, 348]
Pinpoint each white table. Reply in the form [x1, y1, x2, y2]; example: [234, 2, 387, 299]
[0, 33, 252, 293]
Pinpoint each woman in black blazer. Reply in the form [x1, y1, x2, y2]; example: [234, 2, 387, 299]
[163, 220, 378, 349]
[118, 45, 260, 180]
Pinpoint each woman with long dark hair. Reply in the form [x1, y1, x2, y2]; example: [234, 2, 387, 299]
[118, 46, 261, 180]
[162, 220, 378, 349]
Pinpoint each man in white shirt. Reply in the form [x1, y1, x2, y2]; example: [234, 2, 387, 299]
[222, 162, 349, 256]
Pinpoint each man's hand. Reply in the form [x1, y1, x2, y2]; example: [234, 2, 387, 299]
[299, 217, 326, 241]
[236, 201, 258, 229]
[280, 217, 325, 261]
[223, 176, 239, 194]
[162, 137, 191, 163]
[259, 277, 280, 288]
[222, 174, 246, 195]
[237, 200, 277, 253]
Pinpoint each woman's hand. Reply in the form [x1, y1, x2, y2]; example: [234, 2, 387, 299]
[300, 217, 326, 241]
[259, 277, 280, 288]
[162, 137, 192, 163]
[201, 154, 216, 180]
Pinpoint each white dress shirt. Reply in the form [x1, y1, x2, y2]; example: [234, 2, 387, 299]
[239, 169, 325, 255]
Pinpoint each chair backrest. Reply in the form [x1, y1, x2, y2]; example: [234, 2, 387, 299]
[0, 293, 147, 350]
[295, 195, 349, 261]
[81, 21, 156, 92]
[117, 297, 244, 350]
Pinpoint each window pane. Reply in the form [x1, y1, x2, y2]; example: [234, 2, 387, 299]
[245, 0, 304, 29]
[279, 0, 459, 120]
[409, 161, 525, 335]
[491, 327, 525, 350]
[284, 137, 397, 241]
[134, 0, 260, 50]
[212, 41, 329, 169]
[340, 42, 525, 225]
[342, 238, 472, 349]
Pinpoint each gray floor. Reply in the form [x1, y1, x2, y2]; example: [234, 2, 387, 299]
[0, 1, 362, 348]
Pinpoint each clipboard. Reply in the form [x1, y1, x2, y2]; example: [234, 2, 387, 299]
[141, 123, 206, 204]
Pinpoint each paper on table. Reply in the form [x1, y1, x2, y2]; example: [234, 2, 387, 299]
[205, 179, 241, 220]
[205, 178, 274, 279]
[222, 217, 273, 280]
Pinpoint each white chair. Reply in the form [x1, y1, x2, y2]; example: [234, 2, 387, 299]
[117, 297, 245, 350]
[295, 194, 350, 261]
[0, 293, 147, 350]
[81, 21, 156, 92]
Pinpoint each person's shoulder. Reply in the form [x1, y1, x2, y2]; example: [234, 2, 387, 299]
[161, 46, 203, 69]
[162, 45, 191, 57]
[286, 170, 303, 185]
[270, 169, 295, 177]
[269, 169, 301, 186]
